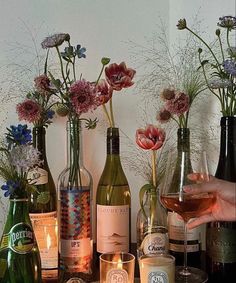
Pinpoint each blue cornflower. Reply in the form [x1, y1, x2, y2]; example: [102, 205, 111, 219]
[222, 59, 236, 76]
[46, 109, 55, 120]
[1, 180, 20, 197]
[76, 45, 86, 58]
[8, 124, 32, 145]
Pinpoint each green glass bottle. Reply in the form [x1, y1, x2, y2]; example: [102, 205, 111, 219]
[167, 128, 201, 267]
[28, 126, 58, 281]
[96, 127, 131, 254]
[0, 193, 42, 282]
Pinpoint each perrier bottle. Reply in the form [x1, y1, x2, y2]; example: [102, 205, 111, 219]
[0, 191, 42, 282]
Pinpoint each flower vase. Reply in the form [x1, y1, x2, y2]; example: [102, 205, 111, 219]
[0, 192, 42, 282]
[136, 190, 168, 258]
[58, 118, 93, 282]
[206, 116, 236, 282]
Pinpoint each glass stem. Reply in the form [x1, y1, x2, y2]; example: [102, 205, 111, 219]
[183, 220, 189, 274]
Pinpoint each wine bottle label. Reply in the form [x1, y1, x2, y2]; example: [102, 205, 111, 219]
[97, 204, 129, 253]
[29, 211, 58, 273]
[141, 232, 168, 255]
[65, 278, 85, 283]
[207, 227, 236, 263]
[60, 188, 92, 273]
[106, 269, 128, 283]
[148, 271, 168, 283]
[168, 212, 200, 252]
[0, 223, 35, 254]
[28, 167, 48, 185]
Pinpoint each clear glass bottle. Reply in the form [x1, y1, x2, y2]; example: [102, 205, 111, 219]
[96, 127, 131, 254]
[167, 128, 201, 267]
[28, 126, 58, 281]
[0, 192, 42, 283]
[136, 190, 168, 258]
[206, 116, 236, 282]
[58, 118, 93, 282]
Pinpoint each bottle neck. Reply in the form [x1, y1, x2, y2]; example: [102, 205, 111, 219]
[33, 126, 48, 165]
[106, 127, 120, 155]
[177, 128, 190, 153]
[8, 198, 29, 217]
[216, 116, 236, 181]
[67, 118, 83, 167]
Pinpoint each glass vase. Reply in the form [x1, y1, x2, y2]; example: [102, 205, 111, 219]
[136, 190, 168, 258]
[58, 118, 93, 282]
[0, 192, 42, 282]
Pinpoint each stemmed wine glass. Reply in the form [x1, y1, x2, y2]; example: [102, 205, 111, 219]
[160, 150, 215, 283]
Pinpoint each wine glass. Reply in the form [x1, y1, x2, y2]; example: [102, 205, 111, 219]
[160, 150, 215, 283]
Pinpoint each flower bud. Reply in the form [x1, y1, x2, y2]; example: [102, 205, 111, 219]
[198, 48, 203, 54]
[56, 104, 69, 117]
[215, 29, 221, 36]
[177, 19, 187, 30]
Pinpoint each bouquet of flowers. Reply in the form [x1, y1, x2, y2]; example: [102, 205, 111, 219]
[0, 124, 41, 198]
[177, 16, 236, 116]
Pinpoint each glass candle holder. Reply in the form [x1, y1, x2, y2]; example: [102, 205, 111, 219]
[100, 252, 135, 283]
[139, 254, 175, 283]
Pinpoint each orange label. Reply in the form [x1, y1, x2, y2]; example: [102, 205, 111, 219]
[97, 205, 129, 253]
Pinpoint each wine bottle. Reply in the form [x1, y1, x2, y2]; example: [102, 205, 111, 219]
[96, 127, 131, 254]
[58, 119, 93, 282]
[136, 190, 168, 258]
[167, 128, 201, 267]
[206, 116, 236, 281]
[28, 126, 58, 282]
[0, 194, 42, 282]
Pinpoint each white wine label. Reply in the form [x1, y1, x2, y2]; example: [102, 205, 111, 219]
[168, 212, 200, 252]
[148, 271, 168, 283]
[30, 212, 58, 270]
[106, 269, 128, 283]
[28, 167, 48, 185]
[60, 188, 92, 273]
[141, 232, 168, 255]
[97, 205, 129, 253]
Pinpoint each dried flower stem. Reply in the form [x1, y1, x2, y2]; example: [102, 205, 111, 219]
[151, 150, 157, 189]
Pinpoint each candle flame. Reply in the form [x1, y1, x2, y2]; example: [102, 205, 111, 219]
[46, 233, 51, 250]
[113, 254, 123, 269]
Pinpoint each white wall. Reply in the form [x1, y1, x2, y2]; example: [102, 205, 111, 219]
[0, 0, 235, 242]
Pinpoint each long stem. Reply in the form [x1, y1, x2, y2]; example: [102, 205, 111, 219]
[102, 105, 112, 127]
[56, 46, 68, 91]
[151, 150, 157, 188]
[109, 98, 115, 127]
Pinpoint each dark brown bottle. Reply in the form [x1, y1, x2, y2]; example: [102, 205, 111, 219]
[206, 117, 236, 282]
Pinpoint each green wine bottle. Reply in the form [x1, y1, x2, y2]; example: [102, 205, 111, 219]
[28, 126, 58, 281]
[96, 127, 131, 254]
[0, 195, 42, 282]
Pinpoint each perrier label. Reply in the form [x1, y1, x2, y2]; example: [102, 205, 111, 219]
[0, 222, 35, 254]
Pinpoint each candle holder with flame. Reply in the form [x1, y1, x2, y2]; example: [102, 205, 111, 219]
[100, 252, 135, 283]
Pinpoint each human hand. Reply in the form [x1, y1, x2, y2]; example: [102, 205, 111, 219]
[184, 175, 236, 229]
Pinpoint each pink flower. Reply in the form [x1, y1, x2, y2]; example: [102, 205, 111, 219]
[69, 79, 99, 115]
[157, 108, 172, 123]
[105, 62, 136, 91]
[16, 99, 42, 123]
[34, 74, 51, 95]
[136, 124, 165, 150]
[96, 79, 113, 105]
[165, 92, 189, 116]
[160, 88, 175, 101]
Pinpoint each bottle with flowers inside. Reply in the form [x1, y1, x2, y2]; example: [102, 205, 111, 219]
[135, 124, 169, 258]
[0, 124, 42, 282]
[16, 59, 58, 282]
[157, 82, 205, 267]
[177, 15, 236, 282]
[40, 32, 110, 282]
[95, 62, 136, 255]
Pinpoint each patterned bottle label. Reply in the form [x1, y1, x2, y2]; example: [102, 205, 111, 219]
[97, 205, 129, 253]
[142, 232, 168, 255]
[60, 188, 92, 273]
[168, 212, 200, 252]
[207, 227, 236, 263]
[30, 211, 58, 277]
[106, 269, 128, 283]
[0, 223, 35, 254]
